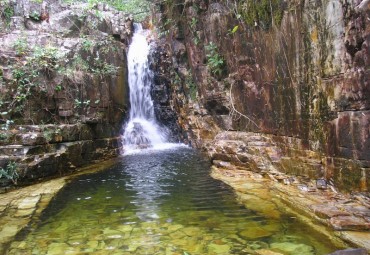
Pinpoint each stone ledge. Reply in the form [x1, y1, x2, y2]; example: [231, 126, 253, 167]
[205, 131, 369, 194]
[211, 166, 370, 251]
[0, 137, 122, 191]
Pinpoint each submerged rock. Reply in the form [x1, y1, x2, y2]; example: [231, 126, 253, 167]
[255, 249, 284, 255]
[270, 242, 315, 255]
[238, 226, 274, 240]
[207, 243, 231, 254]
[46, 242, 71, 255]
[328, 248, 368, 255]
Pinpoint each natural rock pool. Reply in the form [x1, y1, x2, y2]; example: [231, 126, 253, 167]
[7, 147, 341, 254]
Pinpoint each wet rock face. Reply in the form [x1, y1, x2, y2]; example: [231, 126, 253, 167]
[150, 42, 182, 142]
[155, 0, 370, 192]
[0, 1, 133, 188]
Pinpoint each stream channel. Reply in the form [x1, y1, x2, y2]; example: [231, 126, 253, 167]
[7, 147, 340, 254]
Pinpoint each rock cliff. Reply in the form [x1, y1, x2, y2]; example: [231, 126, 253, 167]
[154, 0, 369, 193]
[0, 0, 132, 190]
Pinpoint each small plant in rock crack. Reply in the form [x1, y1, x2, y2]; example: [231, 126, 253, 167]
[11, 67, 39, 107]
[81, 35, 95, 51]
[189, 17, 197, 30]
[1, 4, 14, 24]
[74, 99, 90, 108]
[186, 75, 197, 100]
[0, 1, 14, 25]
[205, 42, 225, 77]
[0, 119, 14, 131]
[0, 161, 19, 185]
[32, 46, 62, 77]
[29, 10, 41, 21]
[13, 37, 29, 56]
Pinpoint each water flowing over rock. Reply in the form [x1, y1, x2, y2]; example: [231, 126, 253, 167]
[122, 24, 170, 150]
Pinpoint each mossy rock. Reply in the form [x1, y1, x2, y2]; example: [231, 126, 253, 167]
[238, 0, 285, 30]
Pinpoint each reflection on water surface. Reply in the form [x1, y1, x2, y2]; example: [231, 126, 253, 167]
[8, 147, 339, 254]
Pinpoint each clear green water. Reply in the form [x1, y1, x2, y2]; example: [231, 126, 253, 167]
[8, 148, 339, 254]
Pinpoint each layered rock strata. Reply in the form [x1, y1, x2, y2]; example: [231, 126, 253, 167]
[154, 0, 369, 194]
[0, 0, 132, 189]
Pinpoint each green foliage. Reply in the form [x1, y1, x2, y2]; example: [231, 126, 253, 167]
[158, 18, 173, 37]
[0, 67, 3, 86]
[74, 99, 90, 108]
[11, 66, 39, 109]
[0, 132, 8, 141]
[1, 4, 14, 24]
[32, 46, 62, 76]
[230, 25, 239, 34]
[55, 84, 63, 91]
[188, 17, 201, 45]
[186, 75, 197, 100]
[4, 25, 119, 121]
[238, 0, 284, 30]
[29, 10, 41, 21]
[0, 119, 14, 131]
[91, 58, 118, 76]
[66, 55, 90, 73]
[189, 17, 197, 29]
[81, 35, 95, 51]
[64, 0, 151, 21]
[62, 36, 118, 78]
[0, 161, 18, 185]
[8, 46, 62, 114]
[205, 42, 225, 77]
[65, 54, 118, 77]
[41, 125, 61, 142]
[13, 37, 29, 56]
[193, 36, 200, 46]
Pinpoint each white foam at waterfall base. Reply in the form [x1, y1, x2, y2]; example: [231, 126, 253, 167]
[124, 143, 189, 156]
[122, 24, 185, 154]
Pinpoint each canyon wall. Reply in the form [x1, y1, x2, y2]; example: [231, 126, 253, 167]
[154, 0, 370, 192]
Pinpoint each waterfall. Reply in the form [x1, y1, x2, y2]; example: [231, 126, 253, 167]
[122, 24, 168, 151]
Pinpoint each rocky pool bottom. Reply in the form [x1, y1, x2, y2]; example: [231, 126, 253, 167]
[1, 147, 362, 254]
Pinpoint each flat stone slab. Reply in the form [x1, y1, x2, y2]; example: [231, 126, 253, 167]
[311, 204, 351, 219]
[338, 231, 370, 250]
[330, 216, 370, 231]
[17, 195, 40, 210]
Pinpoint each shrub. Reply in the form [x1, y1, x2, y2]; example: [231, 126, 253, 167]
[0, 162, 19, 185]
[205, 42, 225, 77]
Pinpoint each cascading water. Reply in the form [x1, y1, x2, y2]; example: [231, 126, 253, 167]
[122, 24, 169, 151]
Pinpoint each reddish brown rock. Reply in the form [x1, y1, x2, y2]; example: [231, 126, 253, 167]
[330, 216, 370, 231]
[311, 204, 351, 219]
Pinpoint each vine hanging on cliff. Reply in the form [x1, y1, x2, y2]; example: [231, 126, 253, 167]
[229, 82, 258, 128]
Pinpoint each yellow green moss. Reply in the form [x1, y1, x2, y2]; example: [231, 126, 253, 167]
[238, 0, 284, 30]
